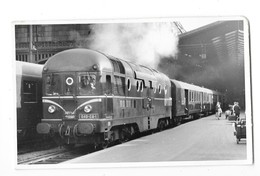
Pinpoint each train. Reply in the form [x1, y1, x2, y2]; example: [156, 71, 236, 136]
[36, 48, 225, 148]
[16, 61, 43, 144]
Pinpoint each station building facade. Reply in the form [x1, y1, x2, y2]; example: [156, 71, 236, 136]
[15, 24, 92, 64]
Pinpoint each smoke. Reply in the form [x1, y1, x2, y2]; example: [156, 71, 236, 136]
[87, 23, 179, 68]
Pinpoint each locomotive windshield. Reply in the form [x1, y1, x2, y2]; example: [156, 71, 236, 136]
[44, 72, 100, 96]
[45, 74, 61, 95]
[78, 73, 98, 95]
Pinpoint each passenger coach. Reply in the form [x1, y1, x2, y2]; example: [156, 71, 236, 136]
[16, 61, 43, 143]
[170, 79, 225, 124]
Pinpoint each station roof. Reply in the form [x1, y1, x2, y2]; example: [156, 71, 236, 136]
[179, 21, 244, 66]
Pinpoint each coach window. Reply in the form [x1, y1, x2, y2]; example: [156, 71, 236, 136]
[23, 81, 37, 103]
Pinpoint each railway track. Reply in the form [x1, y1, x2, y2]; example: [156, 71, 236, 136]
[18, 139, 57, 155]
[18, 145, 94, 165]
[17, 118, 202, 165]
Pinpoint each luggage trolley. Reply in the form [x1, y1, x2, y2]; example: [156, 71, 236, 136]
[233, 118, 246, 144]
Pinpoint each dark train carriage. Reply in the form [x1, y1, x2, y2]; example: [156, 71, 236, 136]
[170, 79, 204, 123]
[16, 61, 43, 143]
[195, 87, 225, 116]
[37, 49, 172, 147]
[170, 79, 224, 123]
[200, 88, 214, 116]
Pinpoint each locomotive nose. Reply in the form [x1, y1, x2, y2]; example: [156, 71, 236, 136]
[36, 122, 51, 134]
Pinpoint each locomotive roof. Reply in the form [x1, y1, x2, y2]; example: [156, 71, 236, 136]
[43, 49, 113, 72]
[16, 61, 43, 78]
[102, 53, 167, 83]
[44, 48, 170, 87]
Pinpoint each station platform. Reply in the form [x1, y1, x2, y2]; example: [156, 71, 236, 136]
[63, 113, 250, 164]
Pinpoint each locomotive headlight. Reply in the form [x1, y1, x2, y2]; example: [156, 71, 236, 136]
[92, 64, 98, 70]
[84, 105, 92, 113]
[48, 105, 56, 114]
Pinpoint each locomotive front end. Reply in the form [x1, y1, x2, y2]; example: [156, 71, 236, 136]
[36, 49, 113, 146]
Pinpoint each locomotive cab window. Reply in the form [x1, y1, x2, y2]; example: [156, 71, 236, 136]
[114, 76, 125, 95]
[64, 75, 76, 95]
[23, 81, 37, 103]
[104, 75, 112, 95]
[45, 74, 61, 95]
[78, 73, 98, 95]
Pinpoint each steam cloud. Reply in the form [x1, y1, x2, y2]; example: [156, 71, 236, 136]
[87, 23, 179, 68]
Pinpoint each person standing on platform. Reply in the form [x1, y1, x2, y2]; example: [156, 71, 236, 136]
[215, 102, 222, 120]
[233, 102, 241, 121]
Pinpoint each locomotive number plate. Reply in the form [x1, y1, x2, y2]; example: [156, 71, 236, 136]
[79, 113, 98, 119]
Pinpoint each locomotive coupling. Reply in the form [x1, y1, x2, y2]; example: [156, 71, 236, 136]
[59, 123, 95, 138]
[36, 122, 51, 134]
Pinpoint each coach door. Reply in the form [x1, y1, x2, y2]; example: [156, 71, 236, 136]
[147, 85, 153, 129]
[143, 81, 153, 130]
[185, 89, 189, 115]
[105, 74, 113, 116]
[200, 92, 203, 112]
[21, 79, 41, 133]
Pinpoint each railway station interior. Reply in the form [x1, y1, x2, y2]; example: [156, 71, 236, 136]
[15, 21, 245, 109]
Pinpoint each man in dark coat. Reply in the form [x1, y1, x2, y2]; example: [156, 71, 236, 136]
[233, 102, 241, 120]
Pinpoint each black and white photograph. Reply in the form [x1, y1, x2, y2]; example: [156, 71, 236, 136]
[15, 18, 252, 166]
[1, 0, 259, 176]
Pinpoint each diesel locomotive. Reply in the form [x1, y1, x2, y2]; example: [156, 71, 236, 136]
[36, 48, 225, 148]
[16, 61, 43, 144]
